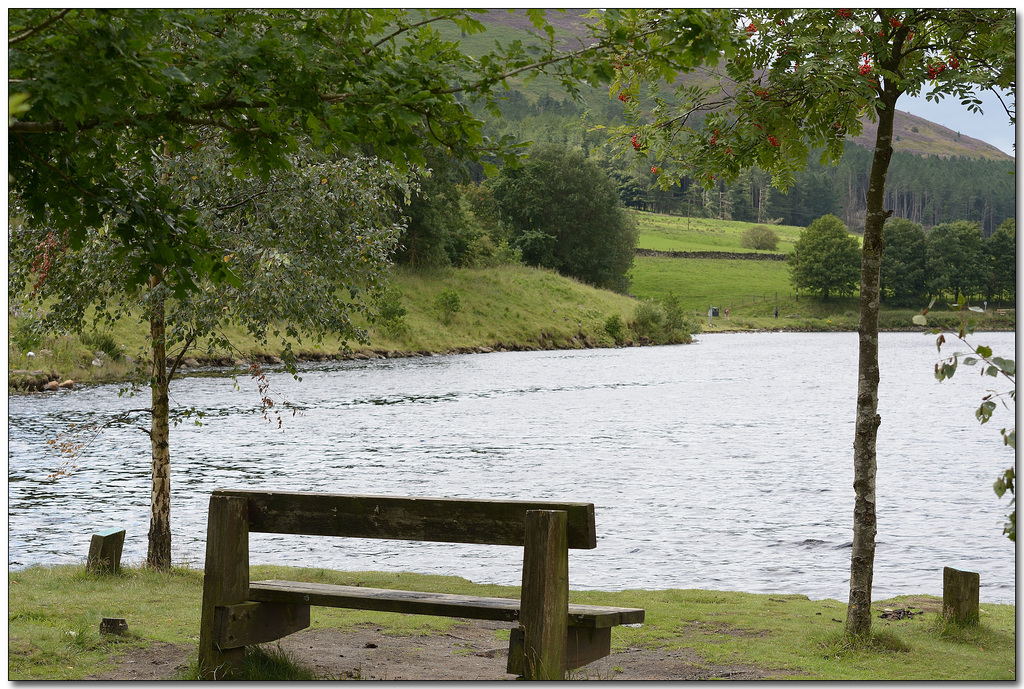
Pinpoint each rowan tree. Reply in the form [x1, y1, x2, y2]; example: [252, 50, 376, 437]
[613, 8, 1015, 636]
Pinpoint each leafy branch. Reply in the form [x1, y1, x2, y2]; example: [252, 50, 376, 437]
[915, 297, 1015, 541]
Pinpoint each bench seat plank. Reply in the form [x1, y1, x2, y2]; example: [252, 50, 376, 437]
[249, 580, 644, 628]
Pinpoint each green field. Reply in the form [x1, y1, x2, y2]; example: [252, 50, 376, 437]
[630, 256, 794, 314]
[633, 211, 804, 254]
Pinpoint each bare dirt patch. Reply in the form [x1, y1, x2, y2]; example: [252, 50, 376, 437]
[86, 620, 787, 680]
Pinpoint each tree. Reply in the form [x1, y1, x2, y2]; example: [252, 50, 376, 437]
[740, 224, 780, 251]
[613, 8, 1014, 636]
[9, 8, 735, 569]
[985, 219, 1016, 304]
[925, 221, 987, 301]
[789, 214, 861, 300]
[491, 144, 638, 292]
[394, 147, 474, 268]
[880, 217, 928, 306]
[9, 145, 410, 568]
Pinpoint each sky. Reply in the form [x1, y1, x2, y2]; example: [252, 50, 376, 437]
[897, 89, 1015, 157]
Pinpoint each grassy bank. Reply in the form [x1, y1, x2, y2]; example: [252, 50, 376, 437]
[8, 265, 659, 389]
[8, 563, 1015, 680]
[9, 255, 1014, 390]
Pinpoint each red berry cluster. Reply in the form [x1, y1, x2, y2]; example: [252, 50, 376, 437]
[858, 53, 872, 75]
[756, 88, 770, 100]
[948, 56, 960, 69]
[651, 165, 659, 174]
[889, 17, 902, 28]
[768, 135, 780, 147]
[836, 9, 851, 18]
[710, 129, 720, 146]
[927, 62, 946, 79]
[746, 23, 757, 34]
[631, 133, 641, 151]
[617, 91, 631, 102]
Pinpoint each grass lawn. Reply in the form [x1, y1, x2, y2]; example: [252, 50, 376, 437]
[8, 564, 1015, 680]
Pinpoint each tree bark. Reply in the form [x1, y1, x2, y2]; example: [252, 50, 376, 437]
[147, 269, 173, 570]
[846, 92, 896, 636]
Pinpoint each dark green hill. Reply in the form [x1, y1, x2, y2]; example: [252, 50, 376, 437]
[465, 9, 1012, 162]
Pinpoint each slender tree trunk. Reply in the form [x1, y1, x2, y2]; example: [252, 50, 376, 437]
[846, 93, 897, 636]
[147, 269, 172, 569]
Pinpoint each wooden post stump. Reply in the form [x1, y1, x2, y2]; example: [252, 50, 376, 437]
[100, 617, 128, 635]
[86, 528, 125, 574]
[943, 566, 980, 626]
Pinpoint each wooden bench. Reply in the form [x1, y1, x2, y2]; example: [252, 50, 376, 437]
[197, 489, 644, 680]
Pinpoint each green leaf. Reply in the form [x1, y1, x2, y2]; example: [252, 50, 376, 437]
[977, 345, 993, 358]
[911, 314, 928, 326]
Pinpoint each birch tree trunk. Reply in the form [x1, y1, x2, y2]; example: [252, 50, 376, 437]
[147, 269, 172, 570]
[846, 93, 897, 636]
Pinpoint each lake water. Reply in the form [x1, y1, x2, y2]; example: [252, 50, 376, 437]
[7, 331, 1016, 603]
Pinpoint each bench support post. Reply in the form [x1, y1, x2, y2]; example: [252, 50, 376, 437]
[199, 495, 250, 680]
[519, 509, 568, 680]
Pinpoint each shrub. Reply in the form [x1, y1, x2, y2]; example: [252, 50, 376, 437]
[375, 286, 408, 338]
[630, 299, 663, 339]
[741, 224, 780, 251]
[10, 319, 43, 352]
[434, 289, 462, 325]
[661, 293, 699, 342]
[80, 329, 122, 361]
[603, 314, 625, 343]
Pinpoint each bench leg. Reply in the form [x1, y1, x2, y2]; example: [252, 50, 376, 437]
[520, 509, 568, 680]
[198, 494, 250, 680]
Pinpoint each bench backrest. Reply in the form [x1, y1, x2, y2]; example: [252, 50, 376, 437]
[212, 489, 598, 549]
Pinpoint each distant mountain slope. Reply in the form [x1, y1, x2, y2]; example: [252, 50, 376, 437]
[852, 109, 1012, 161]
[473, 9, 1013, 162]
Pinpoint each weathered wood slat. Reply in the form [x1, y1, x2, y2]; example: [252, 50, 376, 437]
[212, 489, 597, 549]
[248, 580, 644, 627]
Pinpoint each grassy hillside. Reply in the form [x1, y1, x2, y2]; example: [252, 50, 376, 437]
[633, 211, 802, 254]
[459, 10, 1012, 163]
[9, 265, 648, 389]
[363, 265, 637, 353]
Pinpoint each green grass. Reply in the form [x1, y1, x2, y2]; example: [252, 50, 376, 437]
[8, 564, 1016, 681]
[630, 255, 796, 314]
[633, 211, 804, 254]
[8, 265, 647, 388]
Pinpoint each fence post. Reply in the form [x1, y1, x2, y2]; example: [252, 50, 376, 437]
[943, 567, 980, 626]
[86, 528, 125, 574]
